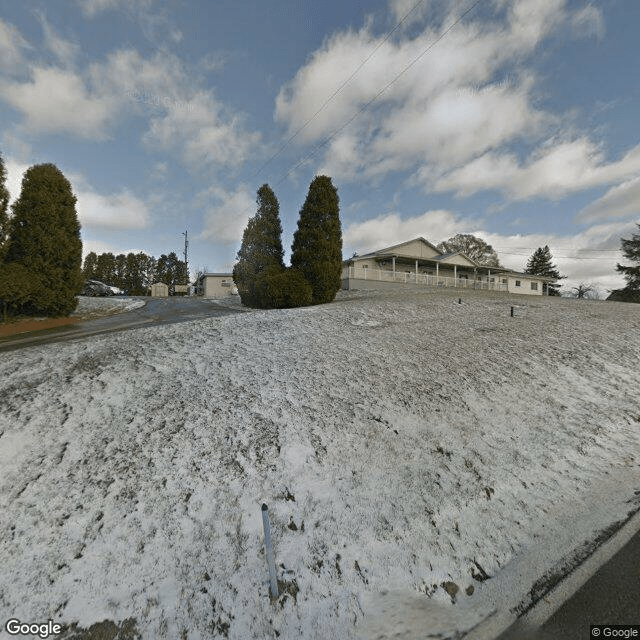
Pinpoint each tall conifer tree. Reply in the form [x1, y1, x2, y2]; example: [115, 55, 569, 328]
[0, 152, 10, 258]
[233, 184, 285, 307]
[524, 245, 563, 296]
[4, 163, 82, 316]
[290, 175, 342, 305]
[616, 223, 640, 291]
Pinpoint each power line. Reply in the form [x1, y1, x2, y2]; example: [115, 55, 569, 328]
[276, 0, 485, 187]
[494, 246, 622, 252]
[250, 0, 428, 182]
[497, 251, 621, 260]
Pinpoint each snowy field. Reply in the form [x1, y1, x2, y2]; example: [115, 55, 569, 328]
[1, 289, 639, 639]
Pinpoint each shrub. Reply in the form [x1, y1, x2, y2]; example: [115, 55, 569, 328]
[255, 266, 313, 309]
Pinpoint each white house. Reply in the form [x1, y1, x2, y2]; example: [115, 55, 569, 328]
[342, 238, 554, 295]
[195, 273, 238, 299]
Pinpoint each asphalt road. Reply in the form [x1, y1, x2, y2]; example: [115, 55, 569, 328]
[0, 297, 247, 352]
[497, 526, 640, 640]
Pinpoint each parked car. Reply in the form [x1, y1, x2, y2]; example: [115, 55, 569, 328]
[82, 280, 115, 296]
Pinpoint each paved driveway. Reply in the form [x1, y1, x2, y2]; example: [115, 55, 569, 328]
[0, 297, 248, 352]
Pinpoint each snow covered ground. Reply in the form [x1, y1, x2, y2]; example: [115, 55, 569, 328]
[1, 289, 639, 639]
[72, 296, 147, 319]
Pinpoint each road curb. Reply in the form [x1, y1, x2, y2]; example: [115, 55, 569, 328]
[463, 506, 640, 639]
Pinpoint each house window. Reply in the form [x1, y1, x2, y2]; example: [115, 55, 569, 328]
[502, 278, 507, 284]
[515, 280, 521, 287]
[362, 264, 368, 269]
[531, 282, 538, 291]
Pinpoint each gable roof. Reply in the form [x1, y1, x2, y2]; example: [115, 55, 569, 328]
[354, 236, 441, 260]
[433, 251, 479, 268]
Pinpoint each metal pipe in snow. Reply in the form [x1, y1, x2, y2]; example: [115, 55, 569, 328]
[261, 503, 279, 599]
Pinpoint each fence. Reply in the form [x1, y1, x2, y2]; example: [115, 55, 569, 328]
[342, 266, 508, 291]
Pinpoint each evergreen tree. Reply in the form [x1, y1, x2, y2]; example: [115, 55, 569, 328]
[615, 223, 640, 292]
[290, 175, 342, 305]
[95, 252, 117, 284]
[2, 163, 82, 316]
[524, 245, 564, 296]
[155, 252, 186, 294]
[233, 184, 285, 307]
[437, 233, 501, 267]
[124, 252, 143, 295]
[0, 151, 10, 259]
[82, 251, 98, 281]
[141, 253, 157, 291]
[114, 253, 127, 289]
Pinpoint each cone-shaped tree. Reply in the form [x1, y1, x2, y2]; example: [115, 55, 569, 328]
[290, 175, 342, 305]
[233, 184, 285, 307]
[615, 223, 640, 292]
[524, 245, 564, 296]
[0, 151, 10, 259]
[3, 163, 82, 316]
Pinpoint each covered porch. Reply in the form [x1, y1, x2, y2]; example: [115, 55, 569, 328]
[343, 253, 507, 291]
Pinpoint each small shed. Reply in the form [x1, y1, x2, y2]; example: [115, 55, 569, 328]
[196, 273, 237, 299]
[150, 282, 169, 297]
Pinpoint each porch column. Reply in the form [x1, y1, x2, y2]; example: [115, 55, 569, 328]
[392, 256, 396, 274]
[415, 259, 418, 276]
[454, 265, 457, 283]
[436, 263, 439, 279]
[488, 269, 491, 289]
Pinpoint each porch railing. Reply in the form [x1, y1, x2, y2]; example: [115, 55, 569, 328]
[342, 266, 508, 291]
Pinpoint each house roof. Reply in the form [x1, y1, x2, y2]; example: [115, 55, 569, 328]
[353, 236, 441, 260]
[432, 251, 481, 268]
[503, 271, 557, 282]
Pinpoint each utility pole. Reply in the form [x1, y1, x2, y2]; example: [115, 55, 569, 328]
[182, 230, 189, 285]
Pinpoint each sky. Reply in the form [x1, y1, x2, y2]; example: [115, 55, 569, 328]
[0, 0, 639, 295]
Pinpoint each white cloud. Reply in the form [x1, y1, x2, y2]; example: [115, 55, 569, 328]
[78, 0, 154, 18]
[4, 159, 30, 206]
[370, 76, 545, 175]
[275, 0, 617, 203]
[578, 176, 640, 222]
[431, 140, 640, 200]
[199, 51, 228, 73]
[34, 10, 80, 67]
[75, 187, 152, 229]
[199, 184, 255, 246]
[90, 48, 189, 104]
[275, 0, 565, 146]
[570, 4, 605, 40]
[4, 158, 151, 229]
[343, 209, 467, 254]
[0, 66, 115, 139]
[0, 18, 30, 73]
[480, 222, 631, 292]
[143, 91, 261, 171]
